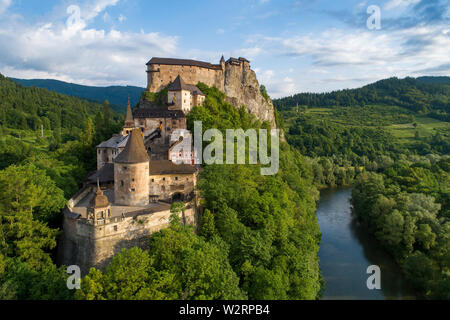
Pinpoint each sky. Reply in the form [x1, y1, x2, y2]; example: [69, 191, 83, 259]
[0, 0, 449, 98]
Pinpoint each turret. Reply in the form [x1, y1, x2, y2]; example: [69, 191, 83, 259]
[87, 181, 111, 225]
[114, 129, 150, 206]
[122, 97, 135, 136]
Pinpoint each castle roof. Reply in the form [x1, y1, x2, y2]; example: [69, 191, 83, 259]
[90, 184, 110, 208]
[168, 75, 188, 91]
[134, 102, 186, 119]
[168, 75, 205, 96]
[114, 129, 150, 164]
[147, 57, 221, 70]
[149, 160, 197, 175]
[88, 163, 115, 183]
[97, 134, 128, 149]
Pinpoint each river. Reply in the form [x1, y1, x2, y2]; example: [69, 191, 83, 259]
[317, 188, 417, 300]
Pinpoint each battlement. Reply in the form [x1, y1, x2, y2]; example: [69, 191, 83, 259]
[59, 186, 198, 274]
[146, 56, 250, 93]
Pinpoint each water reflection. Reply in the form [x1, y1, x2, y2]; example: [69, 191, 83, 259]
[317, 188, 417, 300]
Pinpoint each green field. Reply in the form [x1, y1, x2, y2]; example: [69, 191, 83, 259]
[389, 116, 450, 144]
[283, 105, 449, 149]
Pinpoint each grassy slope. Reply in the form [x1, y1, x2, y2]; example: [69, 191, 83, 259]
[288, 105, 449, 148]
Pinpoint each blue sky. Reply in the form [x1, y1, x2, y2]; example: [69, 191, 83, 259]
[0, 0, 449, 97]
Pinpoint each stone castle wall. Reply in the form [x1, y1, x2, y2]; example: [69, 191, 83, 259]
[59, 205, 198, 274]
[147, 64, 224, 93]
[146, 59, 276, 126]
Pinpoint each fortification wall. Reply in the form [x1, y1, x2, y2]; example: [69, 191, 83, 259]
[60, 206, 197, 275]
[147, 64, 224, 92]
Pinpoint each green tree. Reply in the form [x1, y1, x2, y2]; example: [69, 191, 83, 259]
[199, 209, 216, 240]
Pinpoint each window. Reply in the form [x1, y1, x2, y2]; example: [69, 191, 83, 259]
[114, 225, 118, 232]
[151, 179, 155, 182]
[123, 166, 127, 170]
[131, 188, 135, 192]
[131, 178, 135, 182]
[163, 178, 166, 181]
[175, 177, 178, 181]
[121, 181, 124, 187]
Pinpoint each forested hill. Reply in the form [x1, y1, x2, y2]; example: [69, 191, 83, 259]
[274, 77, 450, 120]
[11, 77, 145, 114]
[0, 73, 120, 131]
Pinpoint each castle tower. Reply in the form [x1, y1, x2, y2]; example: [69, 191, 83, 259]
[87, 181, 111, 225]
[168, 75, 192, 113]
[114, 129, 150, 206]
[122, 97, 135, 136]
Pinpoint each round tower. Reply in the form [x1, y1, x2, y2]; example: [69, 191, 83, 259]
[114, 129, 150, 206]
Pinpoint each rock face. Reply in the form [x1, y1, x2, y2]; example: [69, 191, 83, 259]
[223, 62, 276, 127]
[146, 57, 276, 127]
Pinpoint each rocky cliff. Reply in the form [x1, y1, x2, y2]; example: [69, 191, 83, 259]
[224, 64, 276, 127]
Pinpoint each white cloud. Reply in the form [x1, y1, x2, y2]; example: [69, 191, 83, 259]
[83, 0, 120, 21]
[246, 21, 450, 96]
[232, 47, 263, 60]
[216, 28, 225, 34]
[0, 1, 178, 87]
[384, 0, 421, 11]
[118, 14, 126, 22]
[0, 0, 11, 15]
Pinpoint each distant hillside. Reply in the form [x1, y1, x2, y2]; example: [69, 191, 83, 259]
[11, 78, 145, 114]
[274, 77, 450, 121]
[417, 76, 450, 84]
[0, 73, 120, 131]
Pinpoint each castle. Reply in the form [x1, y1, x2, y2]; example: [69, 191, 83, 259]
[147, 56, 276, 126]
[59, 56, 275, 273]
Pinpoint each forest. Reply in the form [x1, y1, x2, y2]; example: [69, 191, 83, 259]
[11, 77, 144, 114]
[274, 77, 450, 299]
[1, 72, 448, 299]
[0, 75, 124, 298]
[76, 84, 323, 300]
[0, 78, 323, 300]
[351, 160, 449, 299]
[274, 77, 450, 121]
